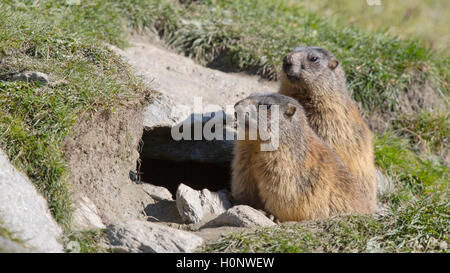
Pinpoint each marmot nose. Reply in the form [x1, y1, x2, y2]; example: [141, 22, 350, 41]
[282, 55, 293, 72]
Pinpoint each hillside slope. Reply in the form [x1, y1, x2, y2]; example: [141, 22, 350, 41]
[0, 0, 448, 252]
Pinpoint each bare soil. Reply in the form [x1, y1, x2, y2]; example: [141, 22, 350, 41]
[65, 103, 152, 225]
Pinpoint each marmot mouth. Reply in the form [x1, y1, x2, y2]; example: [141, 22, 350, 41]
[286, 73, 301, 82]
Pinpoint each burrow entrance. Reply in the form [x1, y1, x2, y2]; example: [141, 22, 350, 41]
[139, 159, 231, 195]
[137, 127, 233, 195]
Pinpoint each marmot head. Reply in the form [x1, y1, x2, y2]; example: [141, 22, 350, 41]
[281, 47, 347, 98]
[234, 93, 307, 150]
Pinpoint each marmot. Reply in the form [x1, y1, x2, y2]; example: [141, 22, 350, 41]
[231, 93, 371, 221]
[279, 47, 377, 211]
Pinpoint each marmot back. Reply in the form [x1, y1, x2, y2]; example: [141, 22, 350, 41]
[279, 47, 377, 212]
[231, 93, 371, 221]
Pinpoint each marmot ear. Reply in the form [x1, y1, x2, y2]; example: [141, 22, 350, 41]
[328, 58, 339, 70]
[284, 104, 296, 117]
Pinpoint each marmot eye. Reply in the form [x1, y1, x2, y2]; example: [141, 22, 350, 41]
[309, 56, 319, 62]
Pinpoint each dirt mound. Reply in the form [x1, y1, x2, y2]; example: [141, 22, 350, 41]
[65, 103, 152, 225]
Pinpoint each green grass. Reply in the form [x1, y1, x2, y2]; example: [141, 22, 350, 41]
[117, 0, 449, 112]
[375, 132, 448, 197]
[392, 110, 449, 156]
[64, 229, 108, 253]
[204, 192, 449, 253]
[300, 0, 450, 52]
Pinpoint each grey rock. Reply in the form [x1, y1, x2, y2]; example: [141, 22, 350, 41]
[10, 71, 49, 85]
[107, 220, 203, 253]
[0, 149, 63, 253]
[142, 183, 173, 201]
[145, 200, 183, 223]
[200, 188, 232, 216]
[203, 205, 276, 228]
[141, 92, 236, 163]
[143, 92, 191, 130]
[71, 194, 106, 231]
[0, 236, 30, 253]
[175, 184, 232, 224]
[176, 184, 204, 223]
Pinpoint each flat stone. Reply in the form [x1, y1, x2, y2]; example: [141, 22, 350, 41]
[203, 205, 276, 228]
[145, 199, 183, 223]
[106, 220, 204, 253]
[142, 183, 173, 201]
[141, 92, 236, 163]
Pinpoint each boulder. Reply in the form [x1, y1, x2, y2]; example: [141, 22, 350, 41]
[10, 71, 49, 85]
[176, 184, 204, 223]
[175, 184, 232, 224]
[141, 92, 236, 163]
[106, 220, 203, 253]
[0, 149, 63, 252]
[145, 199, 183, 223]
[203, 205, 276, 228]
[142, 183, 173, 201]
[71, 194, 106, 231]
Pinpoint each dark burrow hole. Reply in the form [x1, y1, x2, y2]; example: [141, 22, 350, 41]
[136, 127, 234, 196]
[139, 159, 231, 196]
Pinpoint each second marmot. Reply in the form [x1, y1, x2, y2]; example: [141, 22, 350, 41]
[279, 47, 377, 211]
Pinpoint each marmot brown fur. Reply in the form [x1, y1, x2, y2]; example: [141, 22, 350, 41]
[279, 47, 377, 211]
[231, 93, 371, 221]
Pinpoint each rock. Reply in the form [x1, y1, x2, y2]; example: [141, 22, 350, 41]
[0, 236, 30, 253]
[145, 200, 183, 223]
[203, 205, 276, 228]
[10, 71, 49, 85]
[142, 92, 191, 130]
[71, 194, 106, 231]
[142, 183, 173, 201]
[106, 220, 203, 253]
[176, 184, 204, 223]
[200, 188, 232, 216]
[0, 149, 63, 253]
[141, 92, 236, 163]
[175, 184, 232, 224]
